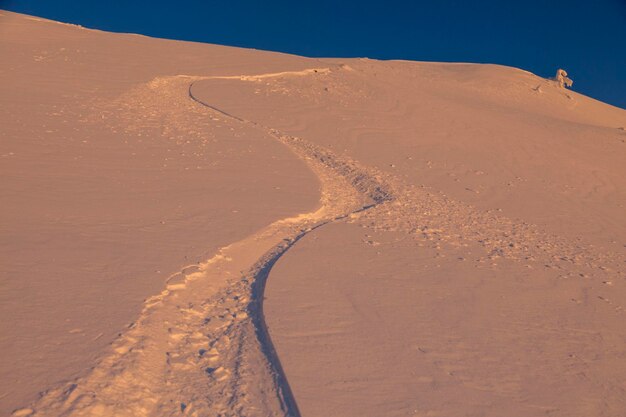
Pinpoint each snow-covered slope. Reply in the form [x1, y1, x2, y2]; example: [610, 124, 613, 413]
[1, 10, 625, 417]
[198, 58, 626, 417]
[0, 11, 322, 415]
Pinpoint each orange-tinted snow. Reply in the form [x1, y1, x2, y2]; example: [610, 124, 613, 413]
[0, 11, 320, 415]
[2, 10, 625, 417]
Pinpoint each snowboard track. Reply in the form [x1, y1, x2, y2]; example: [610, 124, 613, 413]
[188, 77, 394, 417]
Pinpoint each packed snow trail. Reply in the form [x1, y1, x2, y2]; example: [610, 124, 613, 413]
[18, 69, 394, 417]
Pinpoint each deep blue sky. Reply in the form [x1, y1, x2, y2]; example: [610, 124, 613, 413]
[2, 0, 625, 109]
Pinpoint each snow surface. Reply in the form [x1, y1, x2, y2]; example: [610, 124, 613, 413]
[1, 10, 626, 417]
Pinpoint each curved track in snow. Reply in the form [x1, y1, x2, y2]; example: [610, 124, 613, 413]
[20, 69, 394, 417]
[185, 74, 394, 416]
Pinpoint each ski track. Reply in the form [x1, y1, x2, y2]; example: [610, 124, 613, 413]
[15, 67, 624, 417]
